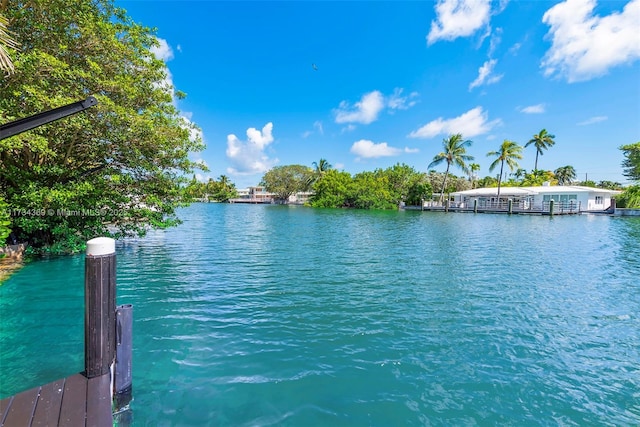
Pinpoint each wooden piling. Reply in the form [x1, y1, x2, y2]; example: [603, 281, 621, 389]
[508, 199, 513, 214]
[84, 237, 116, 379]
[473, 199, 478, 213]
[549, 199, 555, 216]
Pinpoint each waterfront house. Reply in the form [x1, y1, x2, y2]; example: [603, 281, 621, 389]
[450, 184, 621, 212]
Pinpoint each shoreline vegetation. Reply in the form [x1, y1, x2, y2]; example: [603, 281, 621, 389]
[1, 3, 638, 258]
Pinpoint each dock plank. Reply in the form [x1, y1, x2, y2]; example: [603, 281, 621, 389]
[1, 386, 39, 426]
[0, 396, 12, 425]
[32, 378, 65, 426]
[86, 374, 112, 427]
[58, 374, 87, 426]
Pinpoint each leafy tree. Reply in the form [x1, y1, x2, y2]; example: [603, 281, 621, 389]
[1, 0, 204, 253]
[620, 142, 640, 182]
[476, 175, 498, 188]
[554, 165, 576, 185]
[578, 180, 597, 188]
[597, 180, 622, 190]
[349, 170, 396, 210]
[428, 134, 473, 202]
[209, 175, 237, 202]
[513, 168, 527, 182]
[309, 169, 353, 208]
[616, 185, 640, 208]
[521, 170, 556, 187]
[525, 129, 555, 171]
[261, 165, 314, 203]
[0, 196, 10, 244]
[383, 163, 428, 205]
[487, 140, 523, 201]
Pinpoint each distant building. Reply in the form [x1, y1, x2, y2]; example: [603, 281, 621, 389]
[229, 186, 274, 204]
[450, 184, 621, 212]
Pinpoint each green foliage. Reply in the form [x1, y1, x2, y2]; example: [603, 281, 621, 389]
[426, 171, 470, 197]
[521, 170, 557, 186]
[597, 181, 623, 190]
[1, 0, 204, 253]
[309, 169, 352, 208]
[184, 175, 238, 202]
[554, 165, 576, 185]
[308, 164, 429, 209]
[0, 195, 11, 243]
[348, 171, 395, 210]
[261, 165, 314, 203]
[616, 185, 640, 208]
[620, 142, 640, 182]
[578, 180, 597, 188]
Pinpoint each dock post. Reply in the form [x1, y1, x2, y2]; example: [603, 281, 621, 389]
[508, 199, 513, 215]
[473, 199, 478, 213]
[114, 304, 133, 411]
[549, 199, 555, 216]
[84, 237, 116, 379]
[444, 199, 449, 213]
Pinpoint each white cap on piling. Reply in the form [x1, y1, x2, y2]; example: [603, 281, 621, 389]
[86, 237, 115, 256]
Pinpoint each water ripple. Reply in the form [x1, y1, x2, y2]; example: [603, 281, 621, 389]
[1, 206, 639, 426]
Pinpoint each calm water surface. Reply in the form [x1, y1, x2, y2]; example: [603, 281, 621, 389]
[1, 204, 639, 426]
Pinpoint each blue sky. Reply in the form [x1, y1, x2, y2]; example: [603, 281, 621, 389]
[117, 0, 640, 188]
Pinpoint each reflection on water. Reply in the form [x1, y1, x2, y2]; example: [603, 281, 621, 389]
[2, 205, 639, 426]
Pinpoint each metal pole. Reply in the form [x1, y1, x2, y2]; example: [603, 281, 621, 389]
[84, 237, 116, 378]
[115, 304, 133, 411]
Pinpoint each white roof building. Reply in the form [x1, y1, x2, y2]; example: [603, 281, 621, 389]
[450, 184, 621, 212]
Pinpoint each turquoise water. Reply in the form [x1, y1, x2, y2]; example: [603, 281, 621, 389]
[1, 203, 639, 426]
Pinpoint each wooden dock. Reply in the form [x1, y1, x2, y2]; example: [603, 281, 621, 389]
[0, 373, 111, 427]
[0, 237, 133, 427]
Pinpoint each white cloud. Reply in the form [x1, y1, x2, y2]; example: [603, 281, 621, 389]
[577, 115, 608, 125]
[334, 91, 385, 124]
[519, 104, 546, 114]
[387, 88, 419, 111]
[408, 106, 501, 139]
[181, 115, 203, 143]
[301, 121, 324, 138]
[427, 0, 492, 45]
[469, 59, 503, 90]
[351, 140, 402, 158]
[151, 38, 174, 62]
[488, 27, 503, 57]
[226, 122, 278, 175]
[541, 0, 640, 82]
[334, 89, 418, 126]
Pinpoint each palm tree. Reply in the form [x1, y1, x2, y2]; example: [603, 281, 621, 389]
[0, 13, 18, 74]
[468, 163, 480, 189]
[554, 165, 576, 186]
[428, 134, 474, 202]
[525, 129, 555, 171]
[513, 168, 527, 182]
[312, 158, 332, 175]
[487, 140, 523, 203]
